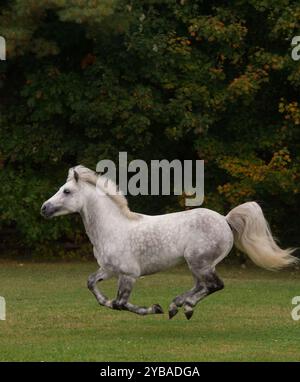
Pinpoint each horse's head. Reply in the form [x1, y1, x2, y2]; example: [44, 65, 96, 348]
[41, 168, 84, 219]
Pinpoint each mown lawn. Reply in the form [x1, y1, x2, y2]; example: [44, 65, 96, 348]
[0, 261, 300, 361]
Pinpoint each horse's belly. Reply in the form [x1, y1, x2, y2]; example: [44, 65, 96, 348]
[139, 250, 183, 276]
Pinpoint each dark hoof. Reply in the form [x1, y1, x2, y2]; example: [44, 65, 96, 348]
[168, 308, 178, 320]
[153, 304, 164, 314]
[111, 300, 122, 310]
[184, 310, 194, 320]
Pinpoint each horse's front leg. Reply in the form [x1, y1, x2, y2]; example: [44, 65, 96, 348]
[112, 275, 164, 315]
[87, 268, 114, 309]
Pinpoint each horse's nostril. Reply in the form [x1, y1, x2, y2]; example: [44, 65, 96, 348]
[41, 204, 49, 216]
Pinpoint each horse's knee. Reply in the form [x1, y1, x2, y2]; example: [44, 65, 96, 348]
[87, 277, 94, 290]
[87, 275, 100, 290]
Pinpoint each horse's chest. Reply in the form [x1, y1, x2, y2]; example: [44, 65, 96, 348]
[95, 242, 133, 273]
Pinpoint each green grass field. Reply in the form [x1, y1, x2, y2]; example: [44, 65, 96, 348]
[0, 260, 300, 361]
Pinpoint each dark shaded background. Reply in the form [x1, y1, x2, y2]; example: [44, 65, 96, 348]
[0, 0, 299, 259]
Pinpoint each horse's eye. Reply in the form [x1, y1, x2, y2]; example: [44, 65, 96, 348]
[63, 189, 71, 195]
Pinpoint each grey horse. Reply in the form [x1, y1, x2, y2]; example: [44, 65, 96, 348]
[41, 166, 297, 319]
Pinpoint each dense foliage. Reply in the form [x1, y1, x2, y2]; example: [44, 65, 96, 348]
[0, 0, 299, 258]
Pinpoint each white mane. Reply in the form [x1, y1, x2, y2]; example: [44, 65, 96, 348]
[67, 165, 140, 220]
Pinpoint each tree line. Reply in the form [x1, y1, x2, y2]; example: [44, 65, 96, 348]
[0, 0, 299, 258]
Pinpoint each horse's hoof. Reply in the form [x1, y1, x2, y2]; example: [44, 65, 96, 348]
[153, 304, 164, 314]
[184, 310, 194, 320]
[111, 300, 122, 310]
[168, 308, 178, 319]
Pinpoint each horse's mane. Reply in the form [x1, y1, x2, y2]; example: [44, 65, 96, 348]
[67, 165, 141, 221]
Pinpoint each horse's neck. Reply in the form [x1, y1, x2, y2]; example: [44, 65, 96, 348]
[80, 185, 126, 247]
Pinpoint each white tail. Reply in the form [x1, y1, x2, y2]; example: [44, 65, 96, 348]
[226, 202, 298, 270]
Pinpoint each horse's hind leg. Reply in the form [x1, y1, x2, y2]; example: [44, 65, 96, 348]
[182, 269, 224, 320]
[180, 247, 226, 320]
[112, 275, 164, 315]
[168, 251, 225, 320]
[168, 283, 199, 319]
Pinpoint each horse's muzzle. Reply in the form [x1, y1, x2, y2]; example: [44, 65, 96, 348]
[40, 202, 59, 219]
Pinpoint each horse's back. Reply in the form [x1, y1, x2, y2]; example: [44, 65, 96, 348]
[140, 207, 231, 238]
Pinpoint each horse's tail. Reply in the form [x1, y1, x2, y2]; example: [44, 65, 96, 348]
[226, 201, 298, 270]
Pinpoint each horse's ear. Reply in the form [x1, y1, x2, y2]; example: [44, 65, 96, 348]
[74, 170, 79, 183]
